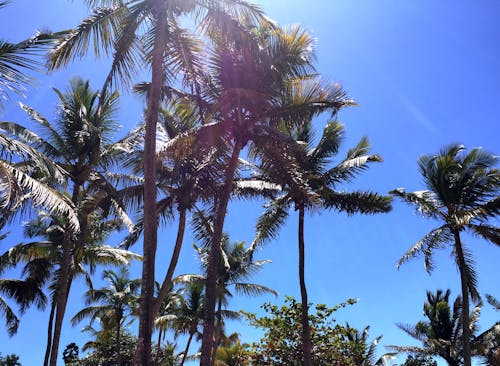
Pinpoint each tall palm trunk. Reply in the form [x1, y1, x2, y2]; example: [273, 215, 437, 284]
[135, 1, 168, 364]
[43, 301, 56, 366]
[152, 207, 187, 320]
[210, 298, 223, 366]
[298, 206, 312, 366]
[49, 274, 74, 366]
[200, 141, 243, 366]
[453, 230, 471, 366]
[49, 182, 80, 366]
[180, 331, 195, 366]
[116, 312, 123, 366]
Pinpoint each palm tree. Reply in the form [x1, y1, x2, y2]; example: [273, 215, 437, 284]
[344, 324, 394, 366]
[191, 219, 276, 364]
[0, 209, 139, 365]
[253, 121, 391, 365]
[391, 144, 500, 366]
[170, 279, 205, 366]
[185, 22, 358, 364]
[71, 267, 141, 365]
[48, 3, 269, 362]
[389, 289, 483, 366]
[0, 77, 137, 365]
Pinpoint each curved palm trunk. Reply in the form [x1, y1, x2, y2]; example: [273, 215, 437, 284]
[43, 301, 56, 366]
[180, 330, 195, 366]
[135, 1, 168, 365]
[453, 230, 471, 366]
[200, 141, 243, 366]
[210, 298, 223, 366]
[152, 207, 187, 320]
[298, 206, 312, 366]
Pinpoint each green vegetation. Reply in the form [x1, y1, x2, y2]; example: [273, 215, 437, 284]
[0, 1, 498, 366]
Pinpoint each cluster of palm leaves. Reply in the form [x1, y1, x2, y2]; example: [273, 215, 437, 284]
[0, 1, 498, 366]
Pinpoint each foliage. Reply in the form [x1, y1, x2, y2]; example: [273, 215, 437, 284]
[244, 296, 390, 366]
[62, 343, 79, 365]
[389, 289, 500, 366]
[0, 353, 21, 366]
[397, 355, 437, 366]
[71, 332, 178, 366]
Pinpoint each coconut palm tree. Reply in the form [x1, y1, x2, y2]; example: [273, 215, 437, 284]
[0, 77, 138, 365]
[0, 208, 139, 365]
[388, 289, 486, 366]
[391, 144, 500, 366]
[191, 216, 276, 364]
[186, 23, 357, 364]
[344, 324, 394, 366]
[48, 4, 268, 362]
[71, 267, 141, 365]
[252, 121, 391, 365]
[170, 279, 205, 366]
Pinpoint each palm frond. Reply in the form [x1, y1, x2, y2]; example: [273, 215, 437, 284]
[397, 225, 451, 271]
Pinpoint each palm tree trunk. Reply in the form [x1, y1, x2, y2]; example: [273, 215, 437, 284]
[298, 206, 312, 366]
[116, 313, 123, 366]
[156, 328, 163, 366]
[453, 230, 471, 366]
[180, 331, 195, 366]
[43, 300, 56, 366]
[152, 207, 187, 320]
[135, 1, 168, 365]
[49, 182, 80, 366]
[210, 298, 223, 366]
[49, 274, 74, 366]
[200, 141, 243, 366]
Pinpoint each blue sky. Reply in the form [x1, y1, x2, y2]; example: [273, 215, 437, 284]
[0, 1, 499, 365]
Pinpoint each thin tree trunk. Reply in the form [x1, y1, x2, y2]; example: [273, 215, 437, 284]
[200, 141, 243, 366]
[43, 300, 56, 366]
[180, 331, 195, 366]
[49, 274, 74, 366]
[298, 206, 312, 366]
[49, 181, 80, 366]
[210, 298, 223, 366]
[156, 328, 163, 366]
[454, 230, 471, 366]
[134, 1, 168, 364]
[152, 207, 187, 320]
[116, 313, 122, 366]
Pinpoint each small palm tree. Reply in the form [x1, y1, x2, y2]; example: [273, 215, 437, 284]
[389, 289, 484, 366]
[71, 267, 140, 365]
[391, 144, 500, 366]
[191, 219, 276, 363]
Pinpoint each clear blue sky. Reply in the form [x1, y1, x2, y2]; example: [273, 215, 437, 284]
[0, 1, 499, 365]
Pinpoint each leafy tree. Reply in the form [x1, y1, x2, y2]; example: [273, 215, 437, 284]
[0, 353, 21, 366]
[253, 121, 391, 364]
[62, 343, 79, 365]
[391, 144, 500, 366]
[397, 355, 437, 366]
[244, 296, 391, 366]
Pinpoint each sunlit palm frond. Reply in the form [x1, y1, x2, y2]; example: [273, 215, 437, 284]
[397, 225, 451, 270]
